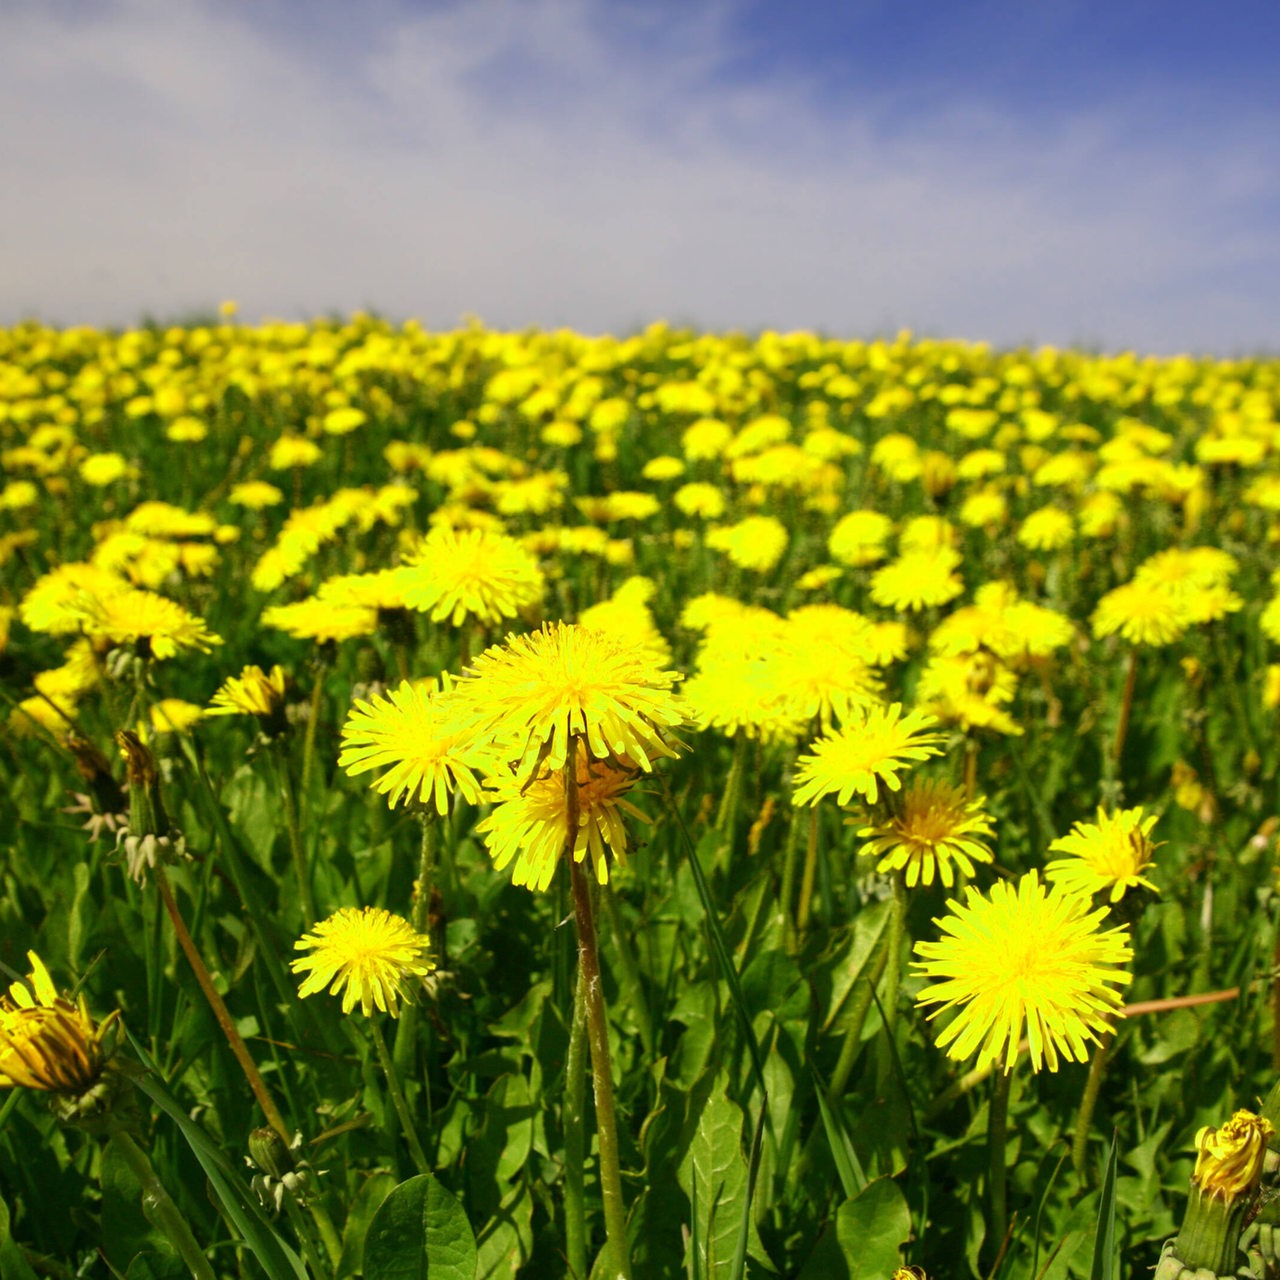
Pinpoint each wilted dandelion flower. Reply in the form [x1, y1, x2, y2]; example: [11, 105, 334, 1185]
[292, 907, 434, 1017]
[1092, 581, 1187, 647]
[457, 622, 685, 779]
[792, 704, 943, 807]
[912, 871, 1132, 1073]
[477, 743, 647, 891]
[397, 525, 545, 627]
[0, 952, 119, 1095]
[857, 778, 995, 888]
[1192, 1111, 1274, 1203]
[73, 588, 222, 659]
[1046, 806, 1160, 903]
[339, 677, 494, 813]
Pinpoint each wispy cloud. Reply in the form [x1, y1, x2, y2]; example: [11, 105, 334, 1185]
[2, 0, 1277, 352]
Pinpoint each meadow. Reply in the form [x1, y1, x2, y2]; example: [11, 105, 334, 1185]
[1, 311, 1278, 1280]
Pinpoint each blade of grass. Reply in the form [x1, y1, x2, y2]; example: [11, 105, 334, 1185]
[727, 1098, 767, 1280]
[810, 1066, 868, 1200]
[1088, 1133, 1118, 1280]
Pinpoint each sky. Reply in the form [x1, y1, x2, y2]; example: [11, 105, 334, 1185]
[2, 0, 1279, 354]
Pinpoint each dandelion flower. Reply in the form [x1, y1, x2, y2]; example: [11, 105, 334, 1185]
[477, 743, 648, 891]
[870, 549, 965, 612]
[339, 677, 494, 813]
[1092, 581, 1187, 647]
[912, 871, 1132, 1073]
[792, 704, 944, 807]
[396, 525, 545, 627]
[73, 588, 222, 659]
[0, 952, 119, 1094]
[207, 664, 289, 720]
[1193, 1111, 1273, 1203]
[1046, 806, 1160, 903]
[706, 516, 789, 573]
[457, 622, 685, 779]
[261, 598, 378, 643]
[857, 779, 995, 888]
[292, 907, 434, 1017]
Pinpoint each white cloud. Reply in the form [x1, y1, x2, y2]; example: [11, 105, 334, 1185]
[1, 0, 1276, 352]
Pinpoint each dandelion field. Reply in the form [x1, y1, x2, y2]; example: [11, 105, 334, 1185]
[2, 313, 1280, 1279]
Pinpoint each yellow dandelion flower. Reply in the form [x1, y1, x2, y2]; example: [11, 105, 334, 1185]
[457, 622, 685, 779]
[828, 509, 893, 567]
[397, 525, 545, 627]
[261, 598, 378, 642]
[1017, 506, 1074, 551]
[229, 481, 285, 510]
[476, 743, 649, 891]
[292, 907, 434, 1018]
[0, 952, 119, 1094]
[269, 435, 322, 470]
[73, 588, 222, 659]
[1092, 580, 1188, 647]
[207, 664, 289, 720]
[339, 677, 494, 813]
[912, 871, 1132, 1073]
[673, 482, 726, 520]
[142, 698, 205, 738]
[792, 704, 943, 807]
[1193, 1111, 1274, 1203]
[20, 563, 130, 635]
[857, 778, 995, 889]
[706, 516, 789, 572]
[870, 549, 965, 612]
[1046, 806, 1160, 903]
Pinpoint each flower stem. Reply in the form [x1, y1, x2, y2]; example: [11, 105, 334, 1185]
[300, 651, 327, 804]
[412, 809, 437, 937]
[275, 742, 315, 928]
[154, 865, 290, 1143]
[882, 871, 907, 1036]
[1071, 1030, 1114, 1178]
[779, 802, 805, 947]
[987, 1068, 1012, 1261]
[564, 967, 589, 1280]
[796, 806, 821, 934]
[109, 1129, 217, 1280]
[368, 1015, 430, 1176]
[1112, 647, 1139, 778]
[715, 729, 746, 845]
[571, 858, 633, 1280]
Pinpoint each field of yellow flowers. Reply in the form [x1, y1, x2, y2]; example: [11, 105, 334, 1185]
[2, 311, 1280, 1279]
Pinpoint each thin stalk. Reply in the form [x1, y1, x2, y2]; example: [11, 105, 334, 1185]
[564, 968, 589, 1280]
[1273, 911, 1280, 1072]
[368, 1016, 430, 1176]
[779, 803, 806, 949]
[154, 865, 289, 1143]
[715, 729, 746, 846]
[571, 860, 632, 1280]
[1071, 1030, 1114, 1178]
[274, 743, 315, 927]
[796, 806, 821, 934]
[987, 1068, 1012, 1261]
[963, 735, 979, 800]
[412, 809, 437, 936]
[1112, 647, 1139, 779]
[109, 1129, 217, 1280]
[299, 652, 327, 804]
[882, 872, 907, 1036]
[600, 884, 655, 1060]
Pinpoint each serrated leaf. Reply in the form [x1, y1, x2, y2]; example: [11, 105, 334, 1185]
[363, 1175, 477, 1280]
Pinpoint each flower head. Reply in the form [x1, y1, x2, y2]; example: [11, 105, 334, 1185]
[261, 598, 378, 643]
[870, 549, 965, 613]
[396, 525, 545, 627]
[456, 622, 685, 779]
[913, 871, 1132, 1073]
[1192, 1110, 1274, 1203]
[0, 952, 119, 1094]
[857, 778, 995, 889]
[292, 907, 434, 1017]
[1092, 581, 1187, 647]
[792, 704, 943, 807]
[73, 588, 222, 659]
[207, 664, 289, 721]
[339, 677, 495, 813]
[476, 742, 648, 891]
[1046, 807, 1160, 903]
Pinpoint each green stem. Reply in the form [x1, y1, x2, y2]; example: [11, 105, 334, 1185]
[275, 743, 316, 927]
[1071, 1030, 1114, 1178]
[1111, 647, 1139, 786]
[987, 1068, 1012, 1263]
[412, 810, 437, 937]
[715, 729, 746, 846]
[155, 865, 290, 1143]
[796, 806, 821, 934]
[368, 1016, 430, 1176]
[564, 967, 589, 1280]
[779, 803, 806, 949]
[300, 651, 327, 804]
[882, 872, 907, 1036]
[571, 858, 633, 1280]
[109, 1129, 216, 1280]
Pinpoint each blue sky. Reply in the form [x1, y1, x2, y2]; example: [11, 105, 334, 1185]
[2, 0, 1277, 353]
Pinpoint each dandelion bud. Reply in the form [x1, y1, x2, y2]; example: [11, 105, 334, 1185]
[115, 730, 186, 884]
[1158, 1110, 1274, 1278]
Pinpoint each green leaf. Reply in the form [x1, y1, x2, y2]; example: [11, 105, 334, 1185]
[678, 1072, 768, 1276]
[0, 1192, 38, 1280]
[810, 1069, 867, 1200]
[363, 1175, 478, 1280]
[1088, 1134, 1119, 1280]
[124, 1029, 308, 1280]
[67, 862, 92, 971]
[338, 1172, 397, 1280]
[475, 1180, 533, 1280]
[798, 1178, 911, 1280]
